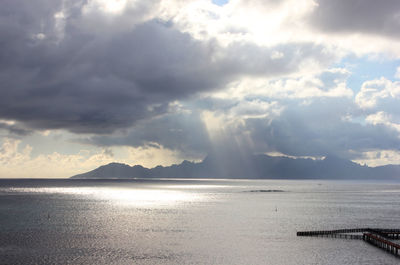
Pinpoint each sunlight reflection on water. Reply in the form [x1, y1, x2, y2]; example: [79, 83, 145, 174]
[2, 187, 201, 207]
[98, 188, 200, 206]
[2, 179, 400, 265]
[162, 184, 230, 189]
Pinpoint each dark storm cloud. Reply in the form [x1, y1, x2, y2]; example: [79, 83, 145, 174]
[78, 87, 400, 161]
[310, 0, 400, 38]
[0, 122, 32, 137]
[0, 0, 336, 134]
[82, 95, 400, 160]
[246, 98, 400, 159]
[81, 109, 211, 157]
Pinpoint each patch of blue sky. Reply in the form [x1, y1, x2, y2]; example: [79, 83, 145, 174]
[212, 0, 229, 6]
[335, 56, 400, 93]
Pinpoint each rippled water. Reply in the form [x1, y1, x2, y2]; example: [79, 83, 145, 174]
[1, 179, 400, 264]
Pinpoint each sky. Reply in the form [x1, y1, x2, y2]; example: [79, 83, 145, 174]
[1, 0, 400, 178]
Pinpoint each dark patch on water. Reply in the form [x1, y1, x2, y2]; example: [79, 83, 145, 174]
[245, 189, 285, 193]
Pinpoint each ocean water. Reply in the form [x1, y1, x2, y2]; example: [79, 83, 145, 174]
[1, 179, 400, 265]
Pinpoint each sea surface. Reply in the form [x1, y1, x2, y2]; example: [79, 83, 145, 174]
[1, 178, 400, 265]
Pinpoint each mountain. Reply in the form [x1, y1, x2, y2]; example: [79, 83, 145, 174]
[70, 154, 400, 180]
[71, 162, 150, 179]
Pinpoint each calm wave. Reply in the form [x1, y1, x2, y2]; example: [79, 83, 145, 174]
[1, 179, 400, 264]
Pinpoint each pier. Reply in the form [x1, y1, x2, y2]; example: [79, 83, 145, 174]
[363, 233, 400, 255]
[297, 228, 400, 257]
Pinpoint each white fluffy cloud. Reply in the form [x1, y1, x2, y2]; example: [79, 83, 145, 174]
[395, 67, 400, 79]
[365, 111, 400, 133]
[355, 78, 400, 110]
[354, 150, 400, 167]
[169, 0, 400, 57]
[223, 68, 353, 100]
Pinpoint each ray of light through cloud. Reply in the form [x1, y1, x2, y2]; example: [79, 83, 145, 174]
[1, 0, 400, 177]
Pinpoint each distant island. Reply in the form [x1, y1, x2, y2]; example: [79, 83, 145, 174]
[71, 154, 400, 180]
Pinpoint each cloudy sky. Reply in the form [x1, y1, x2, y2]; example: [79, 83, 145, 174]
[1, 0, 400, 178]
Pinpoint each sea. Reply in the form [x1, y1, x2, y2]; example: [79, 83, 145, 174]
[0, 178, 400, 265]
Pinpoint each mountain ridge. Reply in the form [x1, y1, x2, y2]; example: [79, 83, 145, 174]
[70, 154, 400, 180]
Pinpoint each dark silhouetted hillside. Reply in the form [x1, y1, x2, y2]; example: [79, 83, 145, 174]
[71, 155, 400, 180]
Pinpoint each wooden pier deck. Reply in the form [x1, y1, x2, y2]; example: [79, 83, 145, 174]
[297, 228, 400, 257]
[363, 233, 400, 256]
[297, 228, 369, 239]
